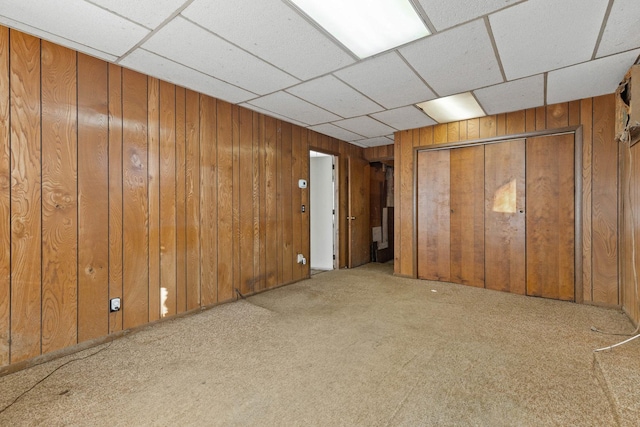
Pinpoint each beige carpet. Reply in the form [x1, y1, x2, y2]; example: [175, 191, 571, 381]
[0, 263, 637, 426]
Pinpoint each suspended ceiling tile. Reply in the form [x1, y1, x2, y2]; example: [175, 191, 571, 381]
[547, 49, 640, 105]
[0, 15, 117, 62]
[0, 0, 148, 56]
[354, 136, 394, 148]
[399, 19, 503, 97]
[370, 106, 437, 130]
[86, 0, 187, 29]
[333, 116, 395, 138]
[142, 17, 299, 95]
[490, 0, 609, 80]
[597, 0, 640, 58]
[287, 75, 383, 118]
[240, 103, 308, 128]
[417, 0, 523, 31]
[182, 0, 354, 81]
[474, 75, 544, 115]
[120, 49, 256, 104]
[247, 91, 340, 126]
[334, 51, 436, 109]
[309, 123, 364, 142]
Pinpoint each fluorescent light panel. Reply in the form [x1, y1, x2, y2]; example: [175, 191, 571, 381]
[290, 0, 430, 58]
[416, 92, 486, 123]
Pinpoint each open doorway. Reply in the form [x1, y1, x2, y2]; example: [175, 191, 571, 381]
[310, 150, 338, 274]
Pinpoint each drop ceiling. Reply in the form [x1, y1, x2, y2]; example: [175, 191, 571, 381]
[1, 0, 639, 147]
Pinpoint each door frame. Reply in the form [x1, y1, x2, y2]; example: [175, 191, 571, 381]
[309, 149, 339, 270]
[412, 125, 583, 303]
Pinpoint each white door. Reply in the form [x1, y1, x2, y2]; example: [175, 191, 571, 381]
[310, 154, 334, 270]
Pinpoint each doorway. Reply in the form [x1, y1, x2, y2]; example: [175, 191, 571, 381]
[310, 150, 337, 272]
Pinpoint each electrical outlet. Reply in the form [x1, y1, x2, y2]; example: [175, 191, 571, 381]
[110, 298, 121, 312]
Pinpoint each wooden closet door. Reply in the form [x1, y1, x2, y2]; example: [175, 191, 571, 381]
[348, 157, 371, 268]
[417, 149, 450, 281]
[450, 146, 485, 287]
[526, 134, 575, 301]
[484, 140, 526, 294]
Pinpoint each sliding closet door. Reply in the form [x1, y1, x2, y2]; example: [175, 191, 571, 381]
[417, 149, 450, 281]
[526, 134, 575, 301]
[450, 146, 485, 287]
[484, 140, 526, 294]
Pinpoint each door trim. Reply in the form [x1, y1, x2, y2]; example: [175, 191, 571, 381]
[413, 126, 583, 302]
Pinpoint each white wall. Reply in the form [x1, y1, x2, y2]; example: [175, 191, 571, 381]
[310, 155, 334, 270]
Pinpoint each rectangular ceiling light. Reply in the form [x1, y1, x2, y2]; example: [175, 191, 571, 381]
[416, 92, 486, 123]
[290, 0, 430, 58]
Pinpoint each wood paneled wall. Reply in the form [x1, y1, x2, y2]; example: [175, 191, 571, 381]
[364, 144, 394, 163]
[393, 96, 619, 307]
[0, 26, 364, 369]
[620, 141, 639, 324]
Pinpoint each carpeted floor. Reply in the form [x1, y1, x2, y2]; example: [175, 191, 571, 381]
[0, 262, 637, 426]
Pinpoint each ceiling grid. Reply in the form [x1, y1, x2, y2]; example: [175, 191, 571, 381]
[0, 0, 638, 147]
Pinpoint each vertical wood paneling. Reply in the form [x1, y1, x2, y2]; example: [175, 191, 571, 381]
[467, 118, 480, 140]
[175, 88, 187, 314]
[217, 100, 233, 303]
[479, 116, 496, 139]
[338, 145, 349, 268]
[399, 130, 413, 276]
[535, 106, 546, 130]
[291, 125, 303, 281]
[281, 122, 293, 283]
[592, 94, 618, 305]
[546, 103, 569, 129]
[393, 133, 401, 274]
[254, 112, 264, 290]
[434, 124, 447, 144]
[484, 140, 526, 295]
[450, 146, 485, 287]
[159, 81, 176, 317]
[581, 98, 593, 302]
[107, 64, 123, 334]
[625, 143, 640, 322]
[41, 42, 78, 354]
[300, 129, 310, 279]
[417, 150, 450, 281]
[419, 126, 433, 147]
[526, 134, 575, 301]
[185, 90, 200, 310]
[0, 26, 9, 365]
[147, 77, 160, 322]
[239, 107, 254, 294]
[201, 96, 218, 305]
[568, 101, 581, 126]
[276, 122, 284, 280]
[264, 116, 278, 288]
[396, 96, 620, 308]
[506, 111, 526, 135]
[496, 114, 507, 136]
[10, 31, 42, 362]
[122, 69, 149, 330]
[231, 105, 240, 299]
[525, 109, 536, 132]
[0, 26, 369, 369]
[447, 122, 460, 143]
[77, 53, 108, 342]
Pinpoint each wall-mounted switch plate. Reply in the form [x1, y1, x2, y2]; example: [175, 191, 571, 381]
[110, 298, 121, 312]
